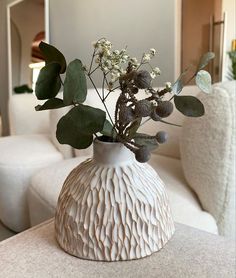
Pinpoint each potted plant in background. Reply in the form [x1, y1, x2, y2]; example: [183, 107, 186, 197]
[35, 38, 214, 261]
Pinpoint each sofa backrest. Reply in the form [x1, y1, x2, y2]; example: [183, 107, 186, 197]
[8, 93, 50, 135]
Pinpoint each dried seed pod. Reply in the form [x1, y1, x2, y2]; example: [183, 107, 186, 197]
[128, 85, 139, 94]
[119, 105, 135, 125]
[156, 131, 168, 144]
[135, 99, 152, 117]
[135, 146, 151, 163]
[150, 109, 162, 121]
[156, 101, 174, 118]
[133, 70, 152, 89]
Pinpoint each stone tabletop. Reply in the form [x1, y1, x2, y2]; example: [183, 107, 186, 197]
[0, 219, 235, 278]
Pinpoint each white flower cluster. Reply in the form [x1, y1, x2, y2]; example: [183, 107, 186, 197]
[150, 67, 161, 79]
[93, 39, 129, 83]
[91, 39, 161, 84]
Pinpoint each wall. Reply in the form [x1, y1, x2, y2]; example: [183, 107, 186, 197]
[222, 0, 236, 80]
[182, 0, 216, 74]
[49, 0, 177, 87]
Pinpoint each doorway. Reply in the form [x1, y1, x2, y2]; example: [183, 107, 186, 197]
[181, 0, 224, 83]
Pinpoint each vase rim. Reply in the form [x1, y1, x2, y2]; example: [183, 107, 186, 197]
[93, 138, 134, 165]
[94, 138, 123, 146]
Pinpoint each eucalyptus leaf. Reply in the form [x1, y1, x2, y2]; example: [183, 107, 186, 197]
[172, 79, 184, 95]
[63, 59, 87, 105]
[195, 70, 212, 93]
[174, 95, 204, 117]
[39, 41, 67, 73]
[134, 133, 158, 151]
[100, 120, 116, 138]
[197, 52, 215, 70]
[125, 117, 142, 139]
[172, 68, 189, 94]
[56, 104, 106, 149]
[35, 98, 67, 111]
[35, 62, 61, 100]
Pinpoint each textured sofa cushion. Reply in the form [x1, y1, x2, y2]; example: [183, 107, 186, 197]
[0, 134, 63, 232]
[29, 155, 218, 234]
[180, 81, 236, 238]
[9, 94, 49, 135]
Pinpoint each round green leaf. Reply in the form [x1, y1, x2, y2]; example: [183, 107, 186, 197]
[63, 59, 87, 105]
[197, 52, 215, 70]
[195, 70, 212, 93]
[56, 104, 106, 149]
[39, 41, 67, 73]
[172, 68, 189, 94]
[174, 95, 205, 117]
[100, 120, 116, 138]
[35, 98, 67, 111]
[35, 62, 61, 100]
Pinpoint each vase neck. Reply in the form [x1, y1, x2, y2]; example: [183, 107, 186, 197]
[93, 139, 134, 165]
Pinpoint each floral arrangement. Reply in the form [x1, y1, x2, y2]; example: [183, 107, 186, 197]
[35, 38, 214, 162]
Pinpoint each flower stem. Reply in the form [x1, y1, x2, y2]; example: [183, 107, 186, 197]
[88, 75, 115, 128]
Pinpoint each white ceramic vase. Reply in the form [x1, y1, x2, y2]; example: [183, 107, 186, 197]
[55, 139, 175, 261]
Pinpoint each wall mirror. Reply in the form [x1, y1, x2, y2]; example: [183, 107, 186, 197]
[7, 0, 49, 95]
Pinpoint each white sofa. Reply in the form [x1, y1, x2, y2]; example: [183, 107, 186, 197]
[0, 82, 235, 238]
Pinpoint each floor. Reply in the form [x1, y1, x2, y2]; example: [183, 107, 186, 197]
[0, 221, 15, 242]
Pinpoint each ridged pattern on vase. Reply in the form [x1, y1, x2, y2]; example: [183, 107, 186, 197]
[55, 159, 175, 261]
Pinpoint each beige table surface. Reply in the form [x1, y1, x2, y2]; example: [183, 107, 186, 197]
[0, 219, 235, 278]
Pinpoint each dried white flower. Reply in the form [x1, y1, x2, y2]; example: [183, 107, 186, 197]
[113, 50, 120, 55]
[165, 82, 171, 88]
[153, 67, 161, 75]
[150, 48, 156, 55]
[113, 64, 120, 70]
[95, 57, 100, 63]
[143, 54, 151, 62]
[150, 72, 156, 79]
[130, 57, 138, 65]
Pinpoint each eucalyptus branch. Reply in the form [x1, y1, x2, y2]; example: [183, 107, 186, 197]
[159, 119, 181, 127]
[140, 117, 151, 126]
[103, 85, 121, 101]
[89, 65, 99, 76]
[168, 71, 197, 101]
[102, 73, 105, 100]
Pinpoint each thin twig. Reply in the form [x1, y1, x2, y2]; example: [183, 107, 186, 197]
[88, 49, 96, 74]
[59, 75, 64, 86]
[88, 75, 115, 127]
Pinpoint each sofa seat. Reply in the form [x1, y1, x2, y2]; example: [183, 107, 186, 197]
[0, 134, 64, 232]
[28, 154, 218, 234]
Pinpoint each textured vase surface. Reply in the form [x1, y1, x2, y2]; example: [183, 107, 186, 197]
[55, 140, 175, 261]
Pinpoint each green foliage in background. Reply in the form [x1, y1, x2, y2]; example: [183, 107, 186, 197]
[228, 51, 236, 80]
